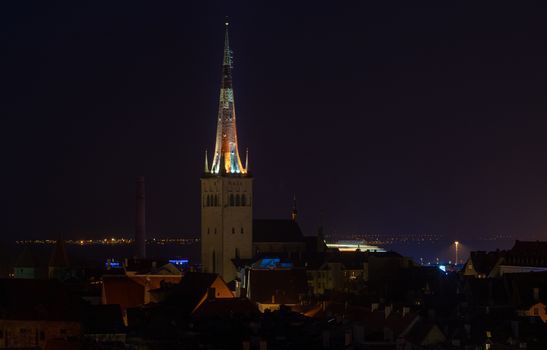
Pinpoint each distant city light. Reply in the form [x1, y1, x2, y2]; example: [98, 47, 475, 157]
[326, 241, 385, 252]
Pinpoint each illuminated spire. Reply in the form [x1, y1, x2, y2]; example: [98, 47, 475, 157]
[204, 149, 209, 173]
[211, 21, 247, 175]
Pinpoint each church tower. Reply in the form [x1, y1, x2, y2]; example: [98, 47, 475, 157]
[201, 22, 252, 282]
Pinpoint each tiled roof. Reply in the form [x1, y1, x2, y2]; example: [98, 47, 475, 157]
[150, 272, 220, 315]
[469, 251, 504, 275]
[248, 269, 308, 304]
[504, 241, 547, 267]
[102, 276, 145, 311]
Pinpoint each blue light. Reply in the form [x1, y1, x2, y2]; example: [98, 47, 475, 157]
[169, 259, 189, 266]
[438, 265, 446, 272]
[105, 260, 121, 268]
[259, 258, 280, 268]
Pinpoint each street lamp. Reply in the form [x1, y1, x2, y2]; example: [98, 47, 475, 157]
[454, 241, 459, 265]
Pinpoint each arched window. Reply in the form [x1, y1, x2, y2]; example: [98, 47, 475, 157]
[241, 194, 246, 206]
[229, 194, 235, 206]
[235, 194, 241, 206]
[206, 195, 211, 207]
[214, 195, 218, 207]
[240, 227, 244, 234]
[232, 227, 235, 234]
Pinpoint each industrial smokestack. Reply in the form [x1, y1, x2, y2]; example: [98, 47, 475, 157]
[135, 176, 146, 259]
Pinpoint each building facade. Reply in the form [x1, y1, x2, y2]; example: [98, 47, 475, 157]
[201, 23, 252, 282]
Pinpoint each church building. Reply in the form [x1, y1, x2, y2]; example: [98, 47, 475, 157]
[201, 22, 253, 282]
[201, 23, 316, 283]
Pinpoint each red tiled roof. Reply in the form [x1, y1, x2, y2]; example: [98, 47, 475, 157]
[102, 276, 144, 311]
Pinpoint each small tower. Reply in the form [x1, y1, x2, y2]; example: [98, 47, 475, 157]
[201, 22, 253, 282]
[48, 237, 71, 280]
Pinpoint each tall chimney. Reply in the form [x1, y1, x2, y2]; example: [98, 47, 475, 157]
[135, 176, 146, 259]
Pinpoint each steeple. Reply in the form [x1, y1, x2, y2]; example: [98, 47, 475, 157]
[291, 195, 298, 222]
[211, 21, 247, 175]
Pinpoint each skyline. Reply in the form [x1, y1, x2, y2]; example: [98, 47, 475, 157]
[3, 2, 547, 241]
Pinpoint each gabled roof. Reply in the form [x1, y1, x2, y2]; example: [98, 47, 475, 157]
[404, 321, 446, 346]
[248, 268, 308, 304]
[102, 276, 145, 311]
[0, 279, 80, 321]
[150, 272, 230, 315]
[253, 219, 304, 243]
[360, 308, 419, 339]
[469, 251, 505, 275]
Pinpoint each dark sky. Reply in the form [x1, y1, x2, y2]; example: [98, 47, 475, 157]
[2, 2, 547, 241]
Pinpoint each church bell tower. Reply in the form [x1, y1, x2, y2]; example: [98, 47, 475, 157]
[201, 22, 253, 282]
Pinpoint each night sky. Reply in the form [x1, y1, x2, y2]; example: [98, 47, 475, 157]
[3, 2, 547, 241]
